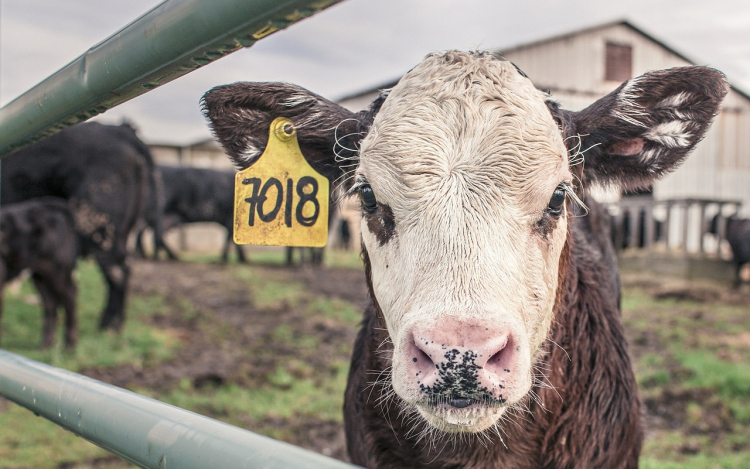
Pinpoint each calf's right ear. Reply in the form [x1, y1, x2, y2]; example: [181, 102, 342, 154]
[553, 66, 729, 191]
[201, 82, 383, 182]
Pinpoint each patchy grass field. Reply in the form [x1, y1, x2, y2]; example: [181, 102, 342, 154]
[0, 250, 749, 468]
[622, 275, 750, 469]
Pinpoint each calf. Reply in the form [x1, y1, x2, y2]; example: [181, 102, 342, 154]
[135, 165, 246, 263]
[2, 122, 159, 331]
[203, 51, 727, 468]
[710, 214, 750, 288]
[0, 198, 78, 349]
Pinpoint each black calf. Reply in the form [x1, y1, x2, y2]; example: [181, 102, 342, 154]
[0, 198, 78, 348]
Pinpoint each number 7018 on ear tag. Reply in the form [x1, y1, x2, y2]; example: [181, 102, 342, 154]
[233, 117, 329, 247]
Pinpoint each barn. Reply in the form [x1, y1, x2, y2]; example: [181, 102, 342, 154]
[142, 20, 750, 262]
[337, 20, 750, 258]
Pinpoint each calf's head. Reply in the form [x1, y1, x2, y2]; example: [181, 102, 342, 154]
[203, 51, 727, 433]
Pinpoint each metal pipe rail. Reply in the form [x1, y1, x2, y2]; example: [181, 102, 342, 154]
[0, 0, 344, 156]
[0, 350, 359, 468]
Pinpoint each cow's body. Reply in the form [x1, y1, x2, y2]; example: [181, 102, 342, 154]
[711, 215, 750, 288]
[0, 198, 78, 348]
[1, 122, 157, 330]
[135, 165, 245, 263]
[725, 217, 750, 288]
[203, 51, 727, 468]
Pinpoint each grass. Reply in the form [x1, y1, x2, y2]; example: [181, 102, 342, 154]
[0, 259, 183, 468]
[0, 401, 118, 469]
[151, 360, 350, 427]
[1, 261, 180, 371]
[307, 297, 361, 324]
[679, 352, 750, 399]
[622, 284, 750, 468]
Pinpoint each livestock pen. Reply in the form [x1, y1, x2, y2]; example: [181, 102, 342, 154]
[0, 0, 359, 467]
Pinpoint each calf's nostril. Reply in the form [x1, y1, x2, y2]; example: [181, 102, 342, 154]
[412, 338, 435, 367]
[448, 398, 475, 408]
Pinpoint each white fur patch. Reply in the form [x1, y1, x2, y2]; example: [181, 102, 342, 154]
[236, 142, 260, 165]
[645, 121, 692, 148]
[657, 92, 692, 109]
[282, 93, 314, 108]
[614, 77, 649, 128]
[638, 147, 662, 164]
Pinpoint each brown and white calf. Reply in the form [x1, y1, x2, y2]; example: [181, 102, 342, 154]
[202, 51, 727, 468]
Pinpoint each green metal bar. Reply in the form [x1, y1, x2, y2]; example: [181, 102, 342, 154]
[0, 0, 344, 156]
[0, 350, 360, 469]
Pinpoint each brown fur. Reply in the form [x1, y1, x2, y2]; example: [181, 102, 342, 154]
[345, 199, 641, 468]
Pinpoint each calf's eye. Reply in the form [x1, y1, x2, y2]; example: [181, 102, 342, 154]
[547, 186, 566, 215]
[359, 185, 378, 212]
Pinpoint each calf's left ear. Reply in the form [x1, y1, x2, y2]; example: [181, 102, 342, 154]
[201, 82, 385, 182]
[554, 66, 729, 190]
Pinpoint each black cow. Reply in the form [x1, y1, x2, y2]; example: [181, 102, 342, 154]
[0, 198, 78, 348]
[1, 122, 159, 331]
[710, 214, 750, 288]
[134, 165, 246, 263]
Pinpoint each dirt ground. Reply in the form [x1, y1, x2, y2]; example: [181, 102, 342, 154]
[80, 258, 369, 463]
[69, 258, 750, 467]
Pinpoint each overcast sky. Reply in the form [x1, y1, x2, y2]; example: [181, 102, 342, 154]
[2, 0, 749, 145]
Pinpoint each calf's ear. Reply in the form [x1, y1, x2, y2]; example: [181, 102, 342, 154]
[201, 82, 385, 182]
[554, 66, 729, 191]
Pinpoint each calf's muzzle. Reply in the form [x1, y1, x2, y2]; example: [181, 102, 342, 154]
[404, 319, 529, 407]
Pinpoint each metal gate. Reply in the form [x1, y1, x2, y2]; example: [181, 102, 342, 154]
[0, 1, 359, 467]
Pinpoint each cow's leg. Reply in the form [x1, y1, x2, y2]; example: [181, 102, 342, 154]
[57, 272, 78, 349]
[734, 262, 743, 290]
[156, 214, 180, 261]
[0, 286, 4, 348]
[235, 242, 247, 264]
[285, 247, 294, 266]
[153, 234, 178, 261]
[221, 231, 231, 264]
[151, 228, 161, 260]
[159, 239, 179, 260]
[32, 274, 58, 348]
[72, 167, 141, 331]
[134, 226, 148, 258]
[311, 248, 324, 266]
[95, 250, 130, 331]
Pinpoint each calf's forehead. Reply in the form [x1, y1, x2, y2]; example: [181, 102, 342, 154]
[359, 52, 569, 211]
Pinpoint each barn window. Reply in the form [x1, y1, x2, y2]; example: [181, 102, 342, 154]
[605, 42, 632, 82]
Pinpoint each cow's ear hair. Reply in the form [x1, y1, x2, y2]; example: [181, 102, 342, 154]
[201, 82, 376, 182]
[560, 66, 728, 191]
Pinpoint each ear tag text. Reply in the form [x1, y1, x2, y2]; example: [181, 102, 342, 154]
[233, 117, 329, 247]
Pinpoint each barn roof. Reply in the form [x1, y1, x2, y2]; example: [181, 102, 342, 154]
[338, 19, 750, 103]
[501, 20, 695, 66]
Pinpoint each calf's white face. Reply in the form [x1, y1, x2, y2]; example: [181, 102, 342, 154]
[355, 52, 570, 431]
[202, 51, 727, 436]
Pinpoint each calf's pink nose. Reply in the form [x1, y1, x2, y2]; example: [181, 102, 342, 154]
[406, 321, 522, 404]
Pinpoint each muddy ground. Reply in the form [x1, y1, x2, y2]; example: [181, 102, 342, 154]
[81, 258, 369, 463]
[71, 258, 750, 467]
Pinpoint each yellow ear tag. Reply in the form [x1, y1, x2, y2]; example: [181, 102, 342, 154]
[233, 117, 329, 247]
